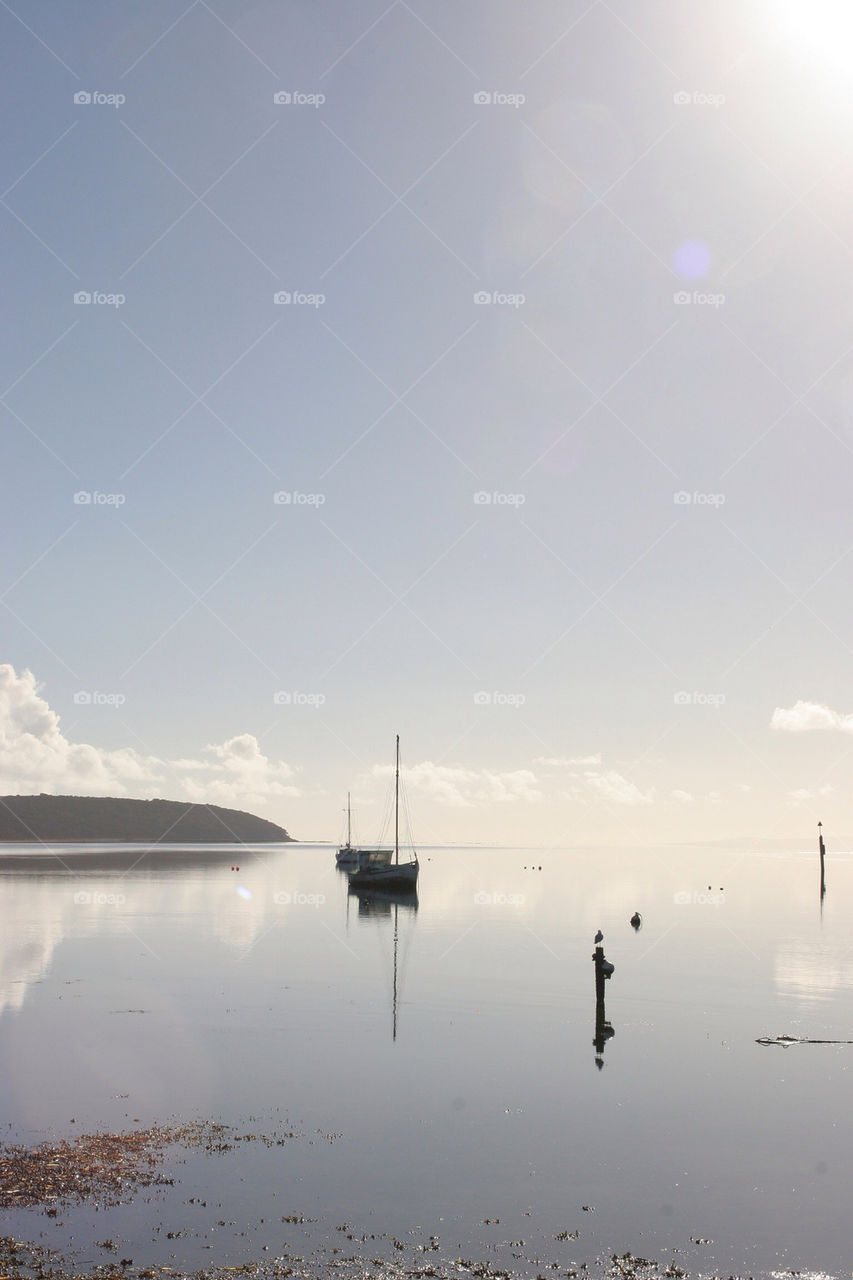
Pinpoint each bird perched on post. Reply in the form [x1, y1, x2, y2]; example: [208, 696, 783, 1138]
[594, 929, 603, 945]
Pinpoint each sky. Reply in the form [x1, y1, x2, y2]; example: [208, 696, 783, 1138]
[3, 0, 853, 845]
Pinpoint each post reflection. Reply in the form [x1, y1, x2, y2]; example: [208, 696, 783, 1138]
[592, 939, 615, 1071]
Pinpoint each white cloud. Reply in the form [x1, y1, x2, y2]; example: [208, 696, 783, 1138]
[771, 701, 853, 733]
[373, 761, 544, 807]
[578, 769, 654, 807]
[671, 789, 694, 803]
[787, 784, 833, 804]
[0, 664, 298, 809]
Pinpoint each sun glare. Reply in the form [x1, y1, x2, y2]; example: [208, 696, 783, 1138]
[780, 0, 853, 75]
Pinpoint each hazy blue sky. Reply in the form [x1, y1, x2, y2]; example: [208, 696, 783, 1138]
[4, 0, 853, 844]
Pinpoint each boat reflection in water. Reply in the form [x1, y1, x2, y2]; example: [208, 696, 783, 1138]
[348, 884, 418, 919]
[348, 883, 417, 1041]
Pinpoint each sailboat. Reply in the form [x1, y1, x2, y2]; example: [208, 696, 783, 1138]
[335, 792, 390, 867]
[347, 736, 419, 893]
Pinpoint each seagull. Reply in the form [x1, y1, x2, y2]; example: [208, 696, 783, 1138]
[594, 929, 603, 945]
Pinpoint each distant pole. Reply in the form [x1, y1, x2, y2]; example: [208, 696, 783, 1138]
[819, 820, 826, 899]
[395, 735, 400, 866]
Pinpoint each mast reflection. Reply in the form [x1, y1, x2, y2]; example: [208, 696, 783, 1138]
[348, 884, 417, 1041]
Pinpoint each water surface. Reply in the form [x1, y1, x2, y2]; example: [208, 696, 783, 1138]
[1, 841, 851, 1278]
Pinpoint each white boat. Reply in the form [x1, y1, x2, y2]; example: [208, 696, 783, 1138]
[335, 792, 391, 867]
[347, 736, 418, 893]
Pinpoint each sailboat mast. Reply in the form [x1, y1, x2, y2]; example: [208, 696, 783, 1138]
[395, 734, 400, 866]
[347, 792, 351, 847]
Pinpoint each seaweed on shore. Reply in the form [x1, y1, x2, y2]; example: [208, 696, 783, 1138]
[0, 1121, 297, 1211]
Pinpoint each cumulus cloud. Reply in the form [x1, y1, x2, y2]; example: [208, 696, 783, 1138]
[373, 761, 544, 807]
[578, 770, 654, 807]
[787, 784, 833, 804]
[532, 755, 653, 806]
[0, 664, 298, 808]
[771, 701, 853, 733]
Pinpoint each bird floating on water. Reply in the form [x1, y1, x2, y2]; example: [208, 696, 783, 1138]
[630, 912, 642, 930]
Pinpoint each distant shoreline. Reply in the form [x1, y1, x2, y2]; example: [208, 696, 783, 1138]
[0, 794, 294, 844]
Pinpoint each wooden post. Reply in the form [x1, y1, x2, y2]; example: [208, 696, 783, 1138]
[819, 821, 826, 900]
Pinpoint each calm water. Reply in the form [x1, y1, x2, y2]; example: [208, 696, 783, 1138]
[1, 842, 852, 1278]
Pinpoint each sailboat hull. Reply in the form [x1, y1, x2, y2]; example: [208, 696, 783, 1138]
[347, 860, 418, 892]
[336, 846, 390, 867]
